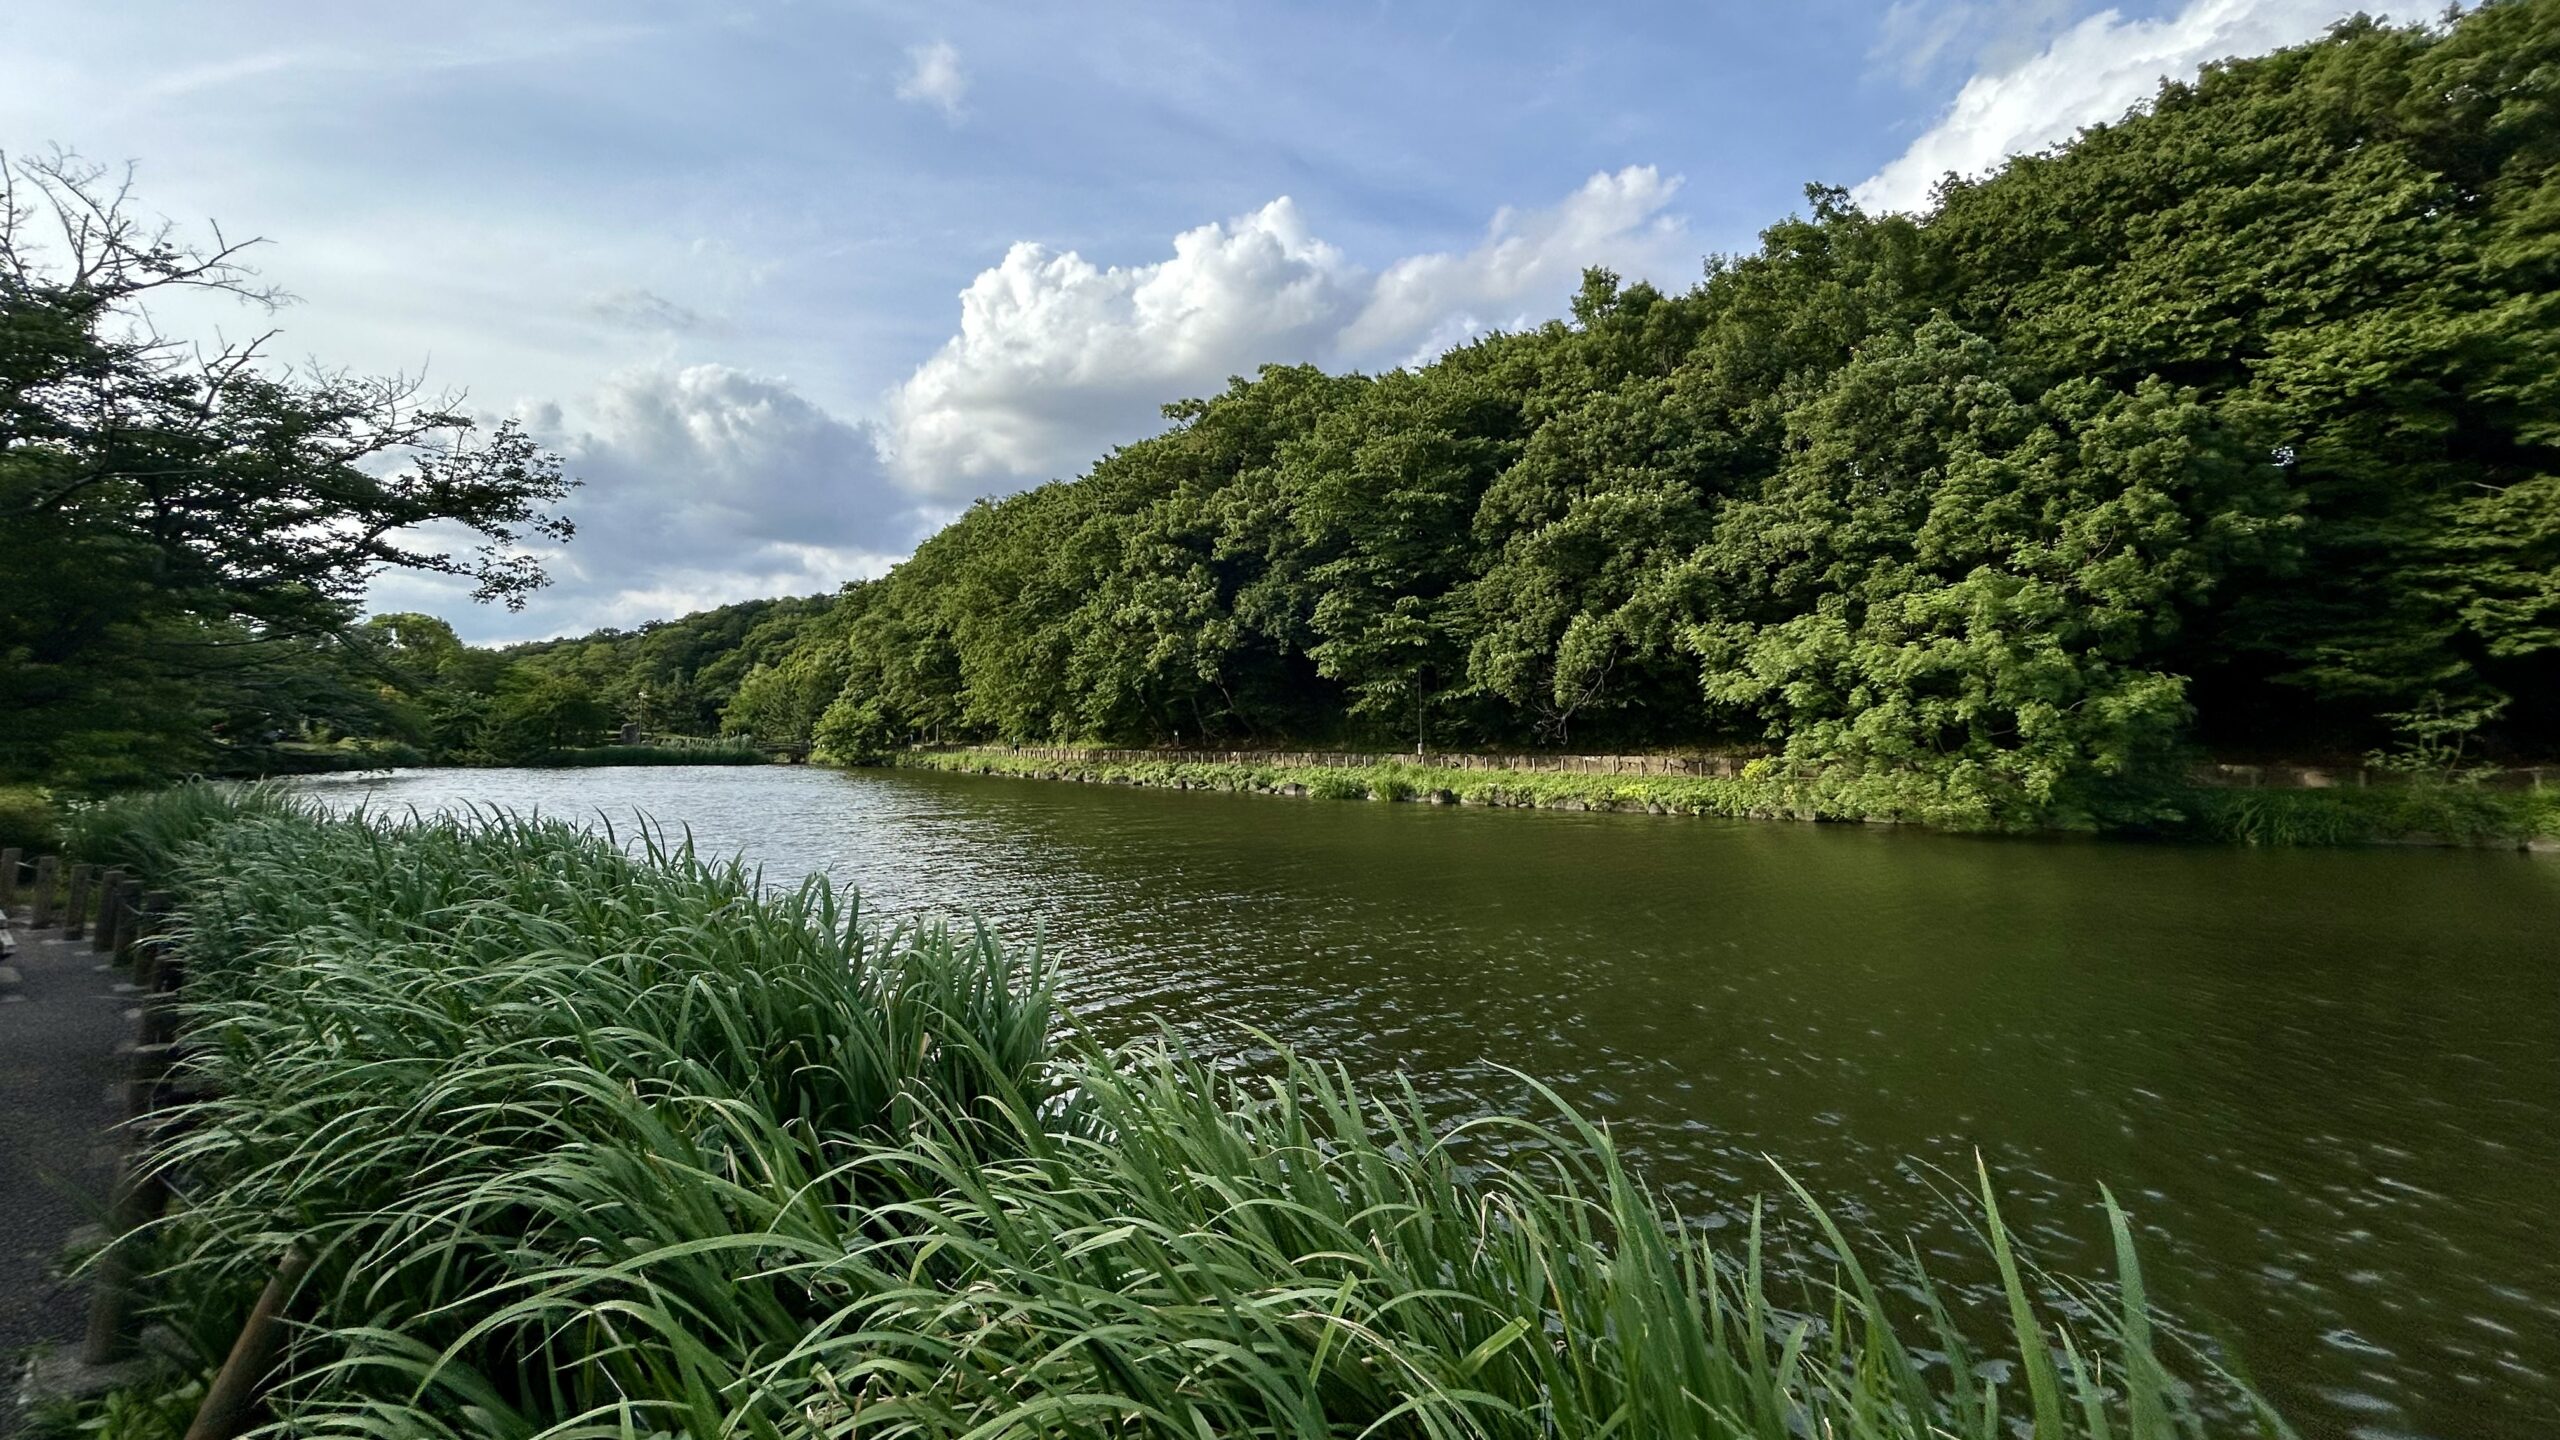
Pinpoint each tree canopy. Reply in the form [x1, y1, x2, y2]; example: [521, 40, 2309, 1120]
[0, 153, 575, 785]
[710, 6, 2554, 827]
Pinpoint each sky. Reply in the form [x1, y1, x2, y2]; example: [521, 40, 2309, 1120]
[2, 0, 2391, 643]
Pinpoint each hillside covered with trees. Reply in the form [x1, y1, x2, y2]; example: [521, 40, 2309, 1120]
[11, 6, 2556, 831]
[675, 7, 2556, 826]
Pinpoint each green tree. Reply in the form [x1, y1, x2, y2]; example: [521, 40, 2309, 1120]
[723, 647, 850, 757]
[481, 675, 614, 762]
[1, 154, 574, 785]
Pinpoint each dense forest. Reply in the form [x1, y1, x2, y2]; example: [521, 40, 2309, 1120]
[722, 6, 2559, 825]
[9, 5, 2556, 830]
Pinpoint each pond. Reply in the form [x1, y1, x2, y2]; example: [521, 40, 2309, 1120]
[296, 764, 2560, 1439]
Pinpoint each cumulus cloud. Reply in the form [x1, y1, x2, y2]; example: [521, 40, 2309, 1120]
[887, 167, 1688, 493]
[1344, 166, 1687, 358]
[1856, 0, 2371, 213]
[896, 40, 967, 118]
[887, 198, 1358, 492]
[385, 171, 1694, 634]
[420, 364, 930, 640]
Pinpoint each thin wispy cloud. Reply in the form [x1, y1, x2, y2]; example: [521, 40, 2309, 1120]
[896, 40, 968, 119]
[584, 288, 721, 335]
[1864, 0, 2078, 88]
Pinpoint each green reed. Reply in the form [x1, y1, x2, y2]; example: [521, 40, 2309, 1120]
[100, 795, 2285, 1438]
[61, 778, 305, 880]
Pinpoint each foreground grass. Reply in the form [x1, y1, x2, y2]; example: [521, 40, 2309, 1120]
[894, 748, 2560, 848]
[82, 788, 2283, 1437]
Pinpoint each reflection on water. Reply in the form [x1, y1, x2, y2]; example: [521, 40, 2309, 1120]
[296, 765, 2560, 1439]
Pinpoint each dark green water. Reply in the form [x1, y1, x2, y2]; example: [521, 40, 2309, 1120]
[300, 764, 2560, 1438]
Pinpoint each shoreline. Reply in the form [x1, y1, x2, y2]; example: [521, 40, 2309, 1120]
[21, 786, 2267, 1438]
[878, 747, 2560, 850]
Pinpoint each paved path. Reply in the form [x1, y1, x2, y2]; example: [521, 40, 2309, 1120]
[0, 917, 130, 1437]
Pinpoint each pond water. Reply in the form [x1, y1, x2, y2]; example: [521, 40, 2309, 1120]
[295, 764, 2560, 1439]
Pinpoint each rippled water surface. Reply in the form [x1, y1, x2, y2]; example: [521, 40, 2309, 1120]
[297, 765, 2560, 1439]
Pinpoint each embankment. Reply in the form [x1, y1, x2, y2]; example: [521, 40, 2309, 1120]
[891, 746, 2560, 848]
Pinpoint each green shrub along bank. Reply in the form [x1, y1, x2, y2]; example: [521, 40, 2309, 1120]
[902, 750, 1802, 818]
[60, 790, 2279, 1438]
[894, 748, 2560, 848]
[0, 783, 64, 854]
[2171, 783, 2560, 848]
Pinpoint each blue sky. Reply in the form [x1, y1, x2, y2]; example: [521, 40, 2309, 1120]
[2, 0, 2383, 641]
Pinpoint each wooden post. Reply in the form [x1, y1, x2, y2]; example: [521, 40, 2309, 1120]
[81, 1157, 171, 1365]
[140, 992, 184, 1048]
[93, 870, 129, 953]
[30, 856, 59, 929]
[102, 884, 136, 962]
[131, 891, 173, 988]
[62, 863, 95, 940]
[124, 1041, 179, 1119]
[182, 1246, 310, 1440]
[0, 846, 19, 910]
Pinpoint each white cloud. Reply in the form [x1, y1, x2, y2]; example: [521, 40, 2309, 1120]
[411, 363, 927, 641]
[887, 197, 1361, 492]
[887, 168, 1689, 493]
[393, 168, 1693, 634]
[1855, 0, 2372, 213]
[895, 40, 967, 118]
[1344, 165, 1686, 357]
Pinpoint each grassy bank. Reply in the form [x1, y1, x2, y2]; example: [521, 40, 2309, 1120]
[2171, 782, 2560, 847]
[546, 738, 769, 766]
[46, 785, 2277, 1438]
[891, 749, 2560, 849]
[900, 749, 1800, 815]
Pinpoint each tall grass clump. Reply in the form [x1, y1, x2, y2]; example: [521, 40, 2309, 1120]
[61, 779, 305, 881]
[110, 799, 2285, 1438]
[2173, 782, 2555, 847]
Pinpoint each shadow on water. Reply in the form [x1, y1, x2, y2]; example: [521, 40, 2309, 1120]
[296, 764, 2560, 1439]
